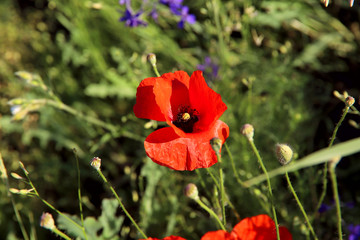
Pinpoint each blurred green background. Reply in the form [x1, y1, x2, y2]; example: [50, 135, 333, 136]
[1, 0, 360, 239]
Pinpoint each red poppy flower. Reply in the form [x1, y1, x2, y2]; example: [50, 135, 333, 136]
[141, 236, 187, 240]
[201, 214, 292, 240]
[134, 70, 229, 171]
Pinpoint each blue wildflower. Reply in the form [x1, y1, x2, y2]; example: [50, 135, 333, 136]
[119, 8, 147, 27]
[348, 224, 360, 240]
[149, 7, 158, 21]
[318, 203, 333, 213]
[197, 57, 219, 82]
[177, 6, 196, 28]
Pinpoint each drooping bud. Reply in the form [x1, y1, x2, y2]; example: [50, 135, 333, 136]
[91, 157, 101, 171]
[345, 96, 355, 107]
[40, 212, 56, 230]
[210, 137, 222, 155]
[241, 124, 254, 141]
[184, 183, 199, 200]
[147, 53, 157, 67]
[275, 144, 293, 165]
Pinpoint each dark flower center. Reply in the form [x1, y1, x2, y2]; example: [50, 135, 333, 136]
[173, 105, 199, 133]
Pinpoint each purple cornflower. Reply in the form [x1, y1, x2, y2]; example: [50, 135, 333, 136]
[318, 203, 333, 213]
[119, 8, 147, 27]
[149, 7, 158, 21]
[348, 224, 360, 240]
[197, 57, 219, 82]
[177, 6, 196, 28]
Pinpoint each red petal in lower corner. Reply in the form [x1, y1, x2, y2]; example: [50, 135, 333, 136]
[232, 214, 292, 240]
[133, 77, 166, 121]
[200, 230, 232, 240]
[144, 120, 229, 171]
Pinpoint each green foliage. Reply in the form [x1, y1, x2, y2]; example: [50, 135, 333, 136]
[57, 198, 124, 240]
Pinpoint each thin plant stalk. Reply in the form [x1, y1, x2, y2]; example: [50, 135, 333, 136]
[0, 155, 30, 240]
[96, 169, 148, 239]
[73, 149, 88, 240]
[195, 198, 226, 231]
[224, 142, 243, 185]
[52, 227, 72, 240]
[285, 172, 318, 240]
[248, 140, 280, 240]
[316, 106, 349, 213]
[206, 168, 220, 189]
[216, 152, 226, 227]
[19, 162, 83, 231]
[329, 159, 343, 240]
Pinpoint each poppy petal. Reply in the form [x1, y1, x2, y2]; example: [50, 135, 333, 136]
[153, 71, 191, 123]
[141, 236, 187, 240]
[200, 230, 232, 240]
[144, 120, 229, 171]
[189, 71, 227, 131]
[133, 77, 166, 121]
[232, 214, 292, 240]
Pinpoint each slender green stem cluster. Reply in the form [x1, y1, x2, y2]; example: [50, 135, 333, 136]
[329, 158, 343, 240]
[248, 140, 280, 240]
[195, 198, 227, 231]
[0, 155, 30, 240]
[94, 164, 148, 239]
[285, 172, 318, 240]
[216, 152, 227, 227]
[74, 149, 88, 240]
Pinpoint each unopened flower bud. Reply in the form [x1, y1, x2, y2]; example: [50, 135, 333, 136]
[241, 124, 254, 141]
[210, 137, 222, 154]
[345, 96, 355, 107]
[18, 161, 29, 175]
[147, 53, 157, 67]
[184, 183, 199, 200]
[11, 172, 23, 180]
[40, 212, 56, 230]
[275, 144, 293, 165]
[91, 157, 101, 170]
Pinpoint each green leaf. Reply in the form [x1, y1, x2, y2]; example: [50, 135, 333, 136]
[98, 199, 124, 239]
[243, 137, 360, 187]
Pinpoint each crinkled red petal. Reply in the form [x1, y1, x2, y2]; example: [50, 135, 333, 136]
[144, 120, 229, 171]
[200, 230, 232, 240]
[133, 77, 166, 121]
[141, 236, 186, 240]
[232, 214, 292, 240]
[189, 71, 227, 132]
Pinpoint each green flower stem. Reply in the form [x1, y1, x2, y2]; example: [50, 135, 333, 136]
[74, 149, 88, 240]
[53, 227, 72, 240]
[329, 162, 343, 240]
[206, 168, 220, 190]
[19, 164, 83, 231]
[285, 172, 318, 240]
[224, 142, 243, 185]
[96, 169, 148, 239]
[204, 168, 240, 221]
[248, 140, 280, 240]
[0, 156, 30, 240]
[216, 153, 226, 227]
[316, 106, 349, 213]
[152, 65, 161, 77]
[195, 198, 226, 231]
